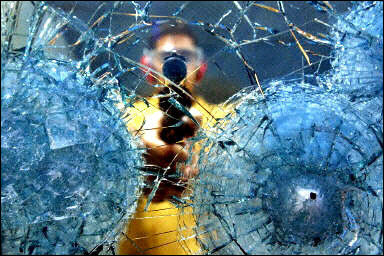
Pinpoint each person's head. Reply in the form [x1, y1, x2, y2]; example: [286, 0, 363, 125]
[141, 20, 207, 92]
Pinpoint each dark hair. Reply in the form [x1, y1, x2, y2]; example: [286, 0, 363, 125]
[147, 20, 198, 49]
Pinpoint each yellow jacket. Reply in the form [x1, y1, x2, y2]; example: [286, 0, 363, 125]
[117, 94, 228, 255]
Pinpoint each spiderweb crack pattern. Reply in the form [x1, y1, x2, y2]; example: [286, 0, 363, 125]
[1, 2, 143, 255]
[192, 83, 382, 254]
[1, 1, 382, 255]
[189, 1, 382, 255]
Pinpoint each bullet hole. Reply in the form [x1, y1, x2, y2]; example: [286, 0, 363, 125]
[313, 237, 321, 246]
[42, 226, 48, 239]
[310, 192, 317, 200]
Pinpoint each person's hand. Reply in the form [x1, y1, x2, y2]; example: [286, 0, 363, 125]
[140, 107, 202, 201]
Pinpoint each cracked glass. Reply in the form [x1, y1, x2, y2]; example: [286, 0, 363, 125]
[1, 1, 382, 255]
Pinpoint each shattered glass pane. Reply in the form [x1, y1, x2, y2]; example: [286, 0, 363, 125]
[1, 1, 382, 255]
[192, 83, 382, 254]
[188, 1, 383, 255]
[1, 2, 143, 255]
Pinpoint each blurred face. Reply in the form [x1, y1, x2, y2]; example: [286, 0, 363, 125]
[151, 34, 202, 92]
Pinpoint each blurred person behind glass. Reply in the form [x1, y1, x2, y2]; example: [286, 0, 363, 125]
[117, 19, 227, 255]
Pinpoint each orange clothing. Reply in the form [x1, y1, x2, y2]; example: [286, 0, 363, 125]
[117, 94, 228, 255]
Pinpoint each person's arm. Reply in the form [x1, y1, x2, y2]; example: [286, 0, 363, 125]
[140, 107, 202, 201]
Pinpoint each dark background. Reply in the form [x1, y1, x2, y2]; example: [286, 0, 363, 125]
[47, 1, 352, 103]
